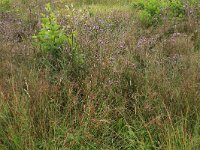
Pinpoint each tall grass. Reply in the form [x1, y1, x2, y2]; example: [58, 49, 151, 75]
[0, 0, 200, 149]
[74, 0, 132, 5]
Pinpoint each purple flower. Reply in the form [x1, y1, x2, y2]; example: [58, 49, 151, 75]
[93, 25, 100, 30]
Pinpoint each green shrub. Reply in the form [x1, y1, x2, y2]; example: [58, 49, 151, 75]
[132, 0, 166, 27]
[169, 0, 186, 18]
[132, 0, 191, 27]
[33, 3, 85, 76]
[0, 0, 12, 12]
[33, 3, 67, 65]
[138, 9, 157, 27]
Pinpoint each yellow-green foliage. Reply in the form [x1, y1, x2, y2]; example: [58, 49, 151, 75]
[33, 3, 85, 74]
[132, 0, 197, 27]
[132, 0, 166, 27]
[0, 0, 12, 12]
[34, 4, 66, 54]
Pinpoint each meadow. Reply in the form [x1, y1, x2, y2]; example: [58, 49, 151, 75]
[0, 0, 200, 149]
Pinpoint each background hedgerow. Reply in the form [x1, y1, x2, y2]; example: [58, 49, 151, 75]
[132, 0, 200, 27]
[132, 0, 166, 27]
[0, 0, 200, 149]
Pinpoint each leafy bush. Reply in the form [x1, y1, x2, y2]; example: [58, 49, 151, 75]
[169, 0, 186, 18]
[132, 0, 191, 27]
[132, 0, 166, 27]
[33, 3, 85, 74]
[0, 0, 12, 12]
[137, 9, 157, 27]
[33, 4, 67, 64]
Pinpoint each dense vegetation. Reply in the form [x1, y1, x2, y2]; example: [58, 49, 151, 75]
[0, 0, 200, 149]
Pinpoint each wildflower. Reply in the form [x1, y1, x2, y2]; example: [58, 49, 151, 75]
[93, 25, 100, 30]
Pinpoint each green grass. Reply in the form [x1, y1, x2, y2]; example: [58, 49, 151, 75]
[87, 4, 131, 14]
[0, 0, 200, 149]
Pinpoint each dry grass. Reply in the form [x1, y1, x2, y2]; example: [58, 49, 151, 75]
[0, 0, 200, 149]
